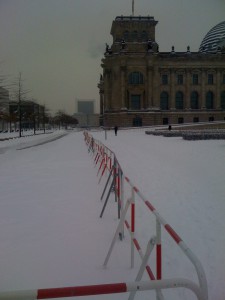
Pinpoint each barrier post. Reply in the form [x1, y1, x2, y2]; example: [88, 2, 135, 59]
[120, 170, 125, 239]
[156, 219, 162, 280]
[117, 167, 121, 219]
[114, 158, 118, 204]
[131, 188, 135, 268]
[109, 155, 112, 170]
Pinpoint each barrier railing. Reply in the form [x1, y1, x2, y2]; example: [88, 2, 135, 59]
[0, 279, 204, 300]
[0, 131, 208, 300]
[83, 131, 208, 300]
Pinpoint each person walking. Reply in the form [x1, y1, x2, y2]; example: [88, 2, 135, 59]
[114, 126, 118, 136]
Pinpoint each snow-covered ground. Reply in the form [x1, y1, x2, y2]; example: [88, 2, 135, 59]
[0, 128, 224, 300]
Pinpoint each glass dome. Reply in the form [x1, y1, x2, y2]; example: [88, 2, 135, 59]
[199, 21, 225, 53]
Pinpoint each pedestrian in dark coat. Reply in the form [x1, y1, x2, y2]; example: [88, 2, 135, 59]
[114, 126, 118, 136]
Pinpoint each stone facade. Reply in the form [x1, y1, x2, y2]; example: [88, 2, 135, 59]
[98, 16, 225, 127]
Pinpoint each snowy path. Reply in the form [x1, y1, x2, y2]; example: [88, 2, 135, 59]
[0, 131, 145, 300]
[0, 129, 225, 300]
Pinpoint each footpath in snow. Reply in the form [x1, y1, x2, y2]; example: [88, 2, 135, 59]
[0, 129, 224, 300]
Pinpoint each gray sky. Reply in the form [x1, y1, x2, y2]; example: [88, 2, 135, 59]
[0, 0, 224, 115]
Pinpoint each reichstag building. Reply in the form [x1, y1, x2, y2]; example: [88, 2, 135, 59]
[98, 16, 225, 127]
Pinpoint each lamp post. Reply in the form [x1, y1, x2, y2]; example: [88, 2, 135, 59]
[33, 103, 36, 135]
[43, 105, 46, 133]
[19, 99, 22, 137]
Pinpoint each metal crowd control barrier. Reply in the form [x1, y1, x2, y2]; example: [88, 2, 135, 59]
[0, 131, 208, 300]
[83, 131, 208, 300]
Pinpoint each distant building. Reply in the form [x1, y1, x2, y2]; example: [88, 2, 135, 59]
[77, 100, 94, 114]
[98, 17, 225, 127]
[74, 99, 99, 127]
[0, 87, 10, 131]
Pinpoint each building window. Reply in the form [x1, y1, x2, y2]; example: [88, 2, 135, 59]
[163, 117, 169, 125]
[208, 74, 214, 85]
[131, 31, 138, 41]
[124, 31, 129, 41]
[133, 116, 142, 126]
[192, 74, 198, 85]
[160, 92, 169, 110]
[130, 95, 141, 110]
[128, 72, 143, 84]
[206, 91, 214, 109]
[190, 91, 199, 109]
[162, 74, 168, 85]
[223, 74, 225, 84]
[221, 91, 225, 109]
[178, 117, 184, 124]
[177, 74, 183, 85]
[209, 116, 214, 122]
[141, 31, 148, 41]
[193, 117, 199, 123]
[175, 91, 184, 109]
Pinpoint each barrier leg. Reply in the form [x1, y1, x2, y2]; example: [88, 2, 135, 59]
[103, 199, 131, 267]
[99, 178, 115, 218]
[97, 158, 105, 176]
[94, 153, 100, 167]
[98, 164, 107, 184]
[100, 167, 114, 201]
[128, 236, 156, 300]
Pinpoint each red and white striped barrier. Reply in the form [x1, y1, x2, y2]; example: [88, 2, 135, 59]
[83, 131, 208, 300]
[123, 176, 208, 299]
[0, 279, 203, 300]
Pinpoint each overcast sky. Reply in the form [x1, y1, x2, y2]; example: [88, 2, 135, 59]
[0, 0, 224, 115]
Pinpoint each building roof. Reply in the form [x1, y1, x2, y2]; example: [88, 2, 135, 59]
[199, 21, 225, 53]
[115, 15, 155, 21]
[114, 15, 158, 26]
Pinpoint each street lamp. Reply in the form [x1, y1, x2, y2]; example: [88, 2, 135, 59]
[19, 99, 22, 137]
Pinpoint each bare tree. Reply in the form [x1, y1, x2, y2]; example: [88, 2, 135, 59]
[53, 110, 78, 129]
[11, 72, 30, 137]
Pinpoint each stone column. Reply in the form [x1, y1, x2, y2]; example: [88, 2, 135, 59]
[99, 92, 104, 115]
[120, 66, 127, 110]
[185, 69, 190, 109]
[103, 72, 109, 111]
[201, 70, 206, 109]
[147, 66, 153, 108]
[216, 70, 221, 109]
[170, 69, 175, 109]
[152, 66, 160, 108]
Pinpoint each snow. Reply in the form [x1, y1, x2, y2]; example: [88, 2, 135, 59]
[0, 128, 224, 300]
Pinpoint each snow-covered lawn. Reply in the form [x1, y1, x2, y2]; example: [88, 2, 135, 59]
[0, 129, 224, 300]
